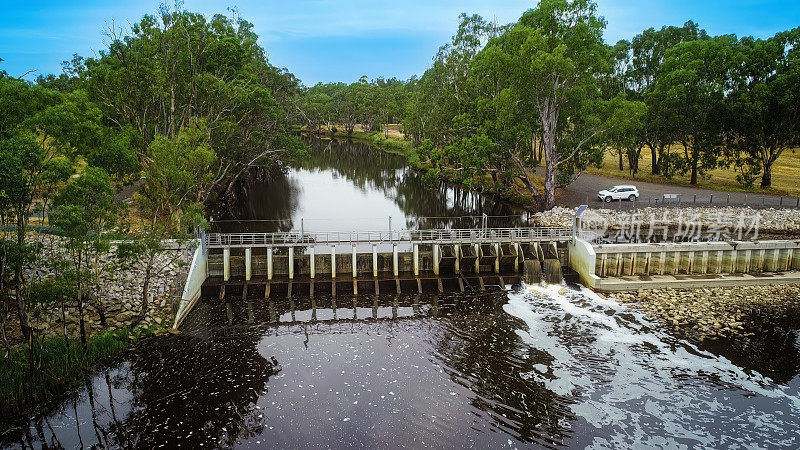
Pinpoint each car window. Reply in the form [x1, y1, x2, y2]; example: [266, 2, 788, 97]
[608, 187, 617, 192]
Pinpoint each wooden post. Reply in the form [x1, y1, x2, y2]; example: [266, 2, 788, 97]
[245, 247, 252, 281]
[223, 248, 230, 281]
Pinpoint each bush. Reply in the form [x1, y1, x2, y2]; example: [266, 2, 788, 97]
[0, 328, 133, 420]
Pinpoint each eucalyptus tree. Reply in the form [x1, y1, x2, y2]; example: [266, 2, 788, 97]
[728, 28, 800, 188]
[630, 21, 707, 174]
[652, 35, 739, 185]
[493, 0, 609, 209]
[51, 167, 116, 348]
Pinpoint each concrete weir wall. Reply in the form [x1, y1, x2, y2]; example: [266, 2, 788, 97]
[570, 238, 800, 291]
[174, 244, 207, 328]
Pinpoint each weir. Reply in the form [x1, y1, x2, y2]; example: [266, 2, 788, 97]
[174, 213, 800, 328]
[174, 226, 573, 327]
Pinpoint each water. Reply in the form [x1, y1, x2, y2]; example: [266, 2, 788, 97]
[207, 136, 526, 233]
[3, 137, 799, 448]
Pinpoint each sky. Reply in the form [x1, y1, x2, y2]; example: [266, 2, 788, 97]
[1, 0, 799, 85]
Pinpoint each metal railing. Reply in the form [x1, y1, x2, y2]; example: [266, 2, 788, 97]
[204, 227, 573, 248]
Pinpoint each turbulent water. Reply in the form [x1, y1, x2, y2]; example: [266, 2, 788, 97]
[3, 138, 799, 448]
[3, 284, 799, 448]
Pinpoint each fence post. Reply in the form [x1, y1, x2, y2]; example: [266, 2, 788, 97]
[780, 196, 783, 207]
[727, 194, 730, 206]
[693, 194, 697, 205]
[709, 194, 713, 205]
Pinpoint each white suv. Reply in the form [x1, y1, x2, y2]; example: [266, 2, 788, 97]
[598, 185, 639, 202]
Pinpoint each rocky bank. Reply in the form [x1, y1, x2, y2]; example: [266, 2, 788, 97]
[610, 285, 800, 340]
[5, 233, 195, 343]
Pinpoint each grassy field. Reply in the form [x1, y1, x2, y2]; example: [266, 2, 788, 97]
[584, 148, 800, 197]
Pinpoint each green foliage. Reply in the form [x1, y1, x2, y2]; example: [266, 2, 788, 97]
[136, 121, 215, 233]
[0, 328, 133, 419]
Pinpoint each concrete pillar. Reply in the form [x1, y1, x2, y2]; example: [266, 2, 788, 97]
[372, 244, 378, 277]
[245, 248, 252, 281]
[602, 254, 608, 277]
[702, 251, 709, 274]
[331, 245, 336, 279]
[393, 244, 399, 277]
[454, 245, 460, 273]
[474, 244, 480, 273]
[413, 244, 419, 276]
[514, 243, 520, 272]
[673, 251, 680, 274]
[433, 244, 440, 276]
[267, 247, 273, 280]
[772, 248, 780, 272]
[716, 250, 723, 274]
[792, 249, 800, 270]
[745, 250, 752, 273]
[645, 252, 651, 275]
[630, 252, 637, 276]
[616, 254, 623, 276]
[223, 248, 230, 281]
[352, 245, 358, 278]
[309, 246, 315, 279]
[687, 252, 695, 274]
[494, 243, 500, 273]
[659, 251, 666, 275]
[758, 249, 765, 272]
[730, 250, 738, 273]
[288, 247, 294, 279]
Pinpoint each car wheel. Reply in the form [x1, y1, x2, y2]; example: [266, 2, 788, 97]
[628, 194, 636, 202]
[604, 196, 612, 203]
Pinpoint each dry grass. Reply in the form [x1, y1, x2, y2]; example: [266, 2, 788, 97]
[584, 147, 800, 197]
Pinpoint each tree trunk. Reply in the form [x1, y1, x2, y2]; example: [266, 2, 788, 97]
[541, 98, 559, 211]
[618, 150, 623, 171]
[133, 261, 153, 328]
[761, 160, 773, 188]
[690, 158, 698, 185]
[650, 145, 660, 175]
[77, 252, 87, 350]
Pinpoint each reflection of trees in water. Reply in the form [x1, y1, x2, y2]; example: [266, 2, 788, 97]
[209, 136, 525, 232]
[209, 164, 301, 233]
[105, 333, 276, 448]
[431, 292, 575, 446]
[6, 331, 278, 448]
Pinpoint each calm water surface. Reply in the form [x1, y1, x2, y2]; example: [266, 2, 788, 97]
[3, 138, 799, 448]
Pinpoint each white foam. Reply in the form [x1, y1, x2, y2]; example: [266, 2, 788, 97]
[503, 283, 800, 447]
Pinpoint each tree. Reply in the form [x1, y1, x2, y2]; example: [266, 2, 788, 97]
[652, 36, 738, 184]
[51, 167, 116, 348]
[606, 97, 647, 177]
[493, 0, 609, 208]
[728, 29, 800, 188]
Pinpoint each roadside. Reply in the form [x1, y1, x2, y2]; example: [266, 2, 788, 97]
[556, 170, 798, 209]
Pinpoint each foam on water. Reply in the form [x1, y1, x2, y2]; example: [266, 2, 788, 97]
[503, 283, 800, 448]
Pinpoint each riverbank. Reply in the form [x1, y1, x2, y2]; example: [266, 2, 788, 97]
[611, 284, 800, 341]
[0, 326, 160, 420]
[303, 128, 538, 207]
[534, 205, 800, 236]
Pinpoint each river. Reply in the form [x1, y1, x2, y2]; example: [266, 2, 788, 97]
[2, 137, 799, 448]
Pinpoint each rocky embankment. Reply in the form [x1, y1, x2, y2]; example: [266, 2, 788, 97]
[535, 206, 800, 236]
[611, 285, 800, 340]
[7, 234, 194, 343]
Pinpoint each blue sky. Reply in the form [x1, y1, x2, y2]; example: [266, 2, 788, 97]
[1, 0, 799, 85]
